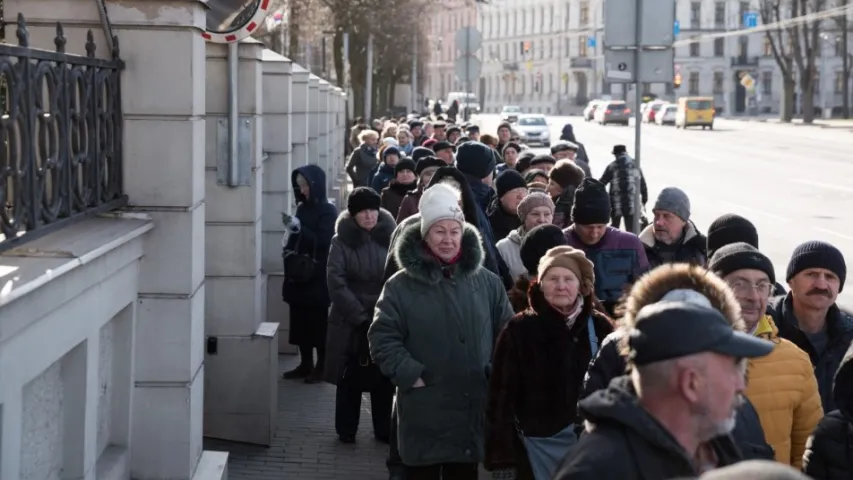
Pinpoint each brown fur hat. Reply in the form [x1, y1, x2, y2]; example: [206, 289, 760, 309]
[548, 159, 587, 189]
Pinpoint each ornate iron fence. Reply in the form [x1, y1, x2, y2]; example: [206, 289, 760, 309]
[0, 14, 126, 251]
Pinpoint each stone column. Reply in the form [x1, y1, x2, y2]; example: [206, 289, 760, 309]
[317, 80, 331, 196]
[203, 39, 279, 446]
[259, 50, 297, 354]
[307, 74, 321, 167]
[108, 2, 212, 479]
[291, 65, 310, 168]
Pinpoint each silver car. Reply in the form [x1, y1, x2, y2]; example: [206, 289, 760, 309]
[514, 115, 551, 147]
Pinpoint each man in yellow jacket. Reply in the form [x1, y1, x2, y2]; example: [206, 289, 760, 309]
[710, 243, 823, 469]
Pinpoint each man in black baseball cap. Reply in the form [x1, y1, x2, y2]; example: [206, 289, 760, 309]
[556, 300, 773, 480]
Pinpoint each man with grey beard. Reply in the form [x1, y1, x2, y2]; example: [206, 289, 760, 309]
[555, 301, 774, 480]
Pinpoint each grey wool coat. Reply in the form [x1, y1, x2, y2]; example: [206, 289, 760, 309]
[368, 220, 515, 467]
[323, 208, 396, 385]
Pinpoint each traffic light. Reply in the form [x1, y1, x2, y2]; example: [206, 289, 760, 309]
[674, 73, 682, 89]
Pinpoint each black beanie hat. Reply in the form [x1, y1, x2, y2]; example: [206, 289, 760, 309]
[415, 155, 445, 176]
[709, 242, 776, 284]
[347, 186, 380, 216]
[707, 214, 759, 258]
[523, 168, 549, 184]
[502, 141, 521, 156]
[515, 151, 536, 173]
[383, 146, 401, 161]
[571, 178, 612, 225]
[530, 154, 557, 168]
[495, 169, 528, 199]
[786, 241, 847, 291]
[411, 146, 434, 164]
[394, 158, 416, 175]
[432, 141, 454, 153]
[455, 141, 497, 179]
[520, 224, 569, 275]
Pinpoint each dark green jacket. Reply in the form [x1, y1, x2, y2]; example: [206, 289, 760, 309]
[368, 221, 514, 466]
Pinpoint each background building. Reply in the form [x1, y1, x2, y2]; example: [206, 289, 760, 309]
[468, 0, 851, 115]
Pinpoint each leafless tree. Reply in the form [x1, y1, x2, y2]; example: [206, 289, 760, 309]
[761, 0, 823, 122]
[830, 0, 851, 117]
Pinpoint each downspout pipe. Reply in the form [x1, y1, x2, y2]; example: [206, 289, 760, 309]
[227, 41, 239, 187]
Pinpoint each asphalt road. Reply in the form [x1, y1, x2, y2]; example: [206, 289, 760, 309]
[473, 114, 853, 308]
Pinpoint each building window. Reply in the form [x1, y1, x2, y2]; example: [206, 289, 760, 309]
[690, 2, 702, 28]
[761, 71, 773, 94]
[763, 37, 773, 56]
[565, 2, 571, 28]
[688, 72, 700, 94]
[713, 72, 724, 93]
[549, 38, 554, 58]
[835, 38, 843, 56]
[836, 71, 844, 93]
[579, 36, 588, 56]
[738, 37, 749, 57]
[714, 38, 725, 56]
[549, 5, 554, 30]
[540, 6, 546, 30]
[814, 71, 820, 94]
[580, 2, 589, 26]
[739, 1, 749, 20]
[690, 39, 700, 57]
[539, 40, 545, 59]
[565, 37, 571, 57]
[642, 82, 652, 94]
[714, 2, 726, 28]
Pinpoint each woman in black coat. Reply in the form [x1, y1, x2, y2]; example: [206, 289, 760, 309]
[803, 342, 853, 479]
[282, 164, 337, 383]
[486, 247, 613, 480]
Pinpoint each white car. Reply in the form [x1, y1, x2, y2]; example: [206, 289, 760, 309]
[655, 104, 677, 126]
[500, 105, 523, 123]
[514, 114, 551, 147]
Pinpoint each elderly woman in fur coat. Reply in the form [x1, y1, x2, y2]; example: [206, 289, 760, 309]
[369, 183, 514, 480]
[324, 187, 396, 444]
[486, 247, 613, 480]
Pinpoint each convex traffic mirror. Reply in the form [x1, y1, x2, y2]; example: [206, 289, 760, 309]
[202, 0, 273, 43]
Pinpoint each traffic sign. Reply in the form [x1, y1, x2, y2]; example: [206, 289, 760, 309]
[588, 36, 596, 48]
[202, 0, 274, 43]
[673, 20, 680, 35]
[743, 12, 758, 28]
[455, 27, 482, 54]
[454, 55, 482, 83]
[740, 73, 755, 90]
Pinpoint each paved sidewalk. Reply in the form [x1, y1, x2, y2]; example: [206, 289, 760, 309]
[205, 355, 387, 480]
[725, 115, 853, 129]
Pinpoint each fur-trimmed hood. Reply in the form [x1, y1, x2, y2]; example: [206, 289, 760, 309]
[334, 208, 396, 249]
[393, 219, 484, 285]
[619, 263, 743, 331]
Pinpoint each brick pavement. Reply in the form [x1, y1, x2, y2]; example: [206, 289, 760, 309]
[205, 354, 387, 480]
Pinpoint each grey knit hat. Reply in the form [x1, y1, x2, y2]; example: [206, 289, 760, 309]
[653, 187, 691, 221]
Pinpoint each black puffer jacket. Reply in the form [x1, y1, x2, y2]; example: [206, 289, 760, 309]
[581, 329, 775, 462]
[770, 292, 853, 413]
[803, 342, 853, 479]
[554, 376, 743, 480]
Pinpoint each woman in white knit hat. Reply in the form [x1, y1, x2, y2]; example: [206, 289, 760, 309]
[369, 183, 514, 480]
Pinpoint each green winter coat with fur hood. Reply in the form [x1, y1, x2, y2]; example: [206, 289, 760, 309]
[368, 220, 514, 467]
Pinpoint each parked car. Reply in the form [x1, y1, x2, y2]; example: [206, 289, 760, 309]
[500, 105, 523, 123]
[642, 101, 667, 123]
[655, 104, 677, 125]
[594, 101, 630, 126]
[583, 100, 602, 121]
[514, 114, 551, 147]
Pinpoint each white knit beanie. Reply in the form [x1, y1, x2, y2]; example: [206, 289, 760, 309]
[419, 183, 465, 237]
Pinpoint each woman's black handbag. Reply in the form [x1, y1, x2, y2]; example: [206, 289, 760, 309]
[282, 233, 317, 283]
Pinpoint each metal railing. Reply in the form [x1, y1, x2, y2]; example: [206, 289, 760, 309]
[0, 14, 126, 251]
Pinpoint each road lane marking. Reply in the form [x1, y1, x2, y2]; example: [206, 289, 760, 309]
[790, 179, 853, 193]
[715, 200, 792, 222]
[814, 227, 853, 241]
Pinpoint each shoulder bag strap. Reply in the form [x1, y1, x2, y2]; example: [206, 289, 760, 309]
[587, 316, 599, 358]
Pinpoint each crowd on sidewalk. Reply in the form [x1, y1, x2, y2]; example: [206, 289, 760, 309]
[275, 111, 853, 480]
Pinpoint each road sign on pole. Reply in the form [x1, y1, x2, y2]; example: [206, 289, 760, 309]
[454, 55, 482, 83]
[604, 0, 676, 234]
[743, 12, 758, 28]
[455, 27, 482, 54]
